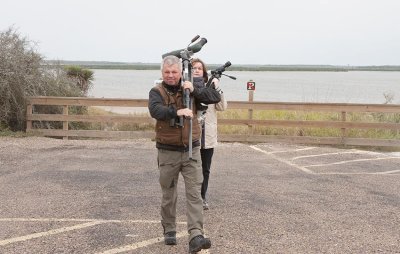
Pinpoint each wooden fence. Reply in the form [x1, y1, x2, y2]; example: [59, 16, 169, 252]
[26, 96, 400, 147]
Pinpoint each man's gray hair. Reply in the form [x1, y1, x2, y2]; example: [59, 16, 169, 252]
[161, 55, 182, 72]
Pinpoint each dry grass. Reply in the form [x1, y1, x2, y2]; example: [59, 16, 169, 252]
[217, 109, 400, 139]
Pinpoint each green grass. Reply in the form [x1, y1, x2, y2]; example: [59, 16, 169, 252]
[217, 109, 400, 139]
[73, 107, 154, 131]
[83, 108, 400, 140]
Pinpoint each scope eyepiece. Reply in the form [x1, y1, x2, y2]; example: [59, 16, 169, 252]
[187, 38, 207, 54]
[212, 61, 232, 74]
[223, 61, 232, 68]
[162, 37, 207, 59]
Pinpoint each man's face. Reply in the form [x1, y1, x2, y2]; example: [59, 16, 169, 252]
[162, 64, 181, 86]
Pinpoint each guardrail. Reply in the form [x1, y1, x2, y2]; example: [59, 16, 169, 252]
[26, 96, 400, 147]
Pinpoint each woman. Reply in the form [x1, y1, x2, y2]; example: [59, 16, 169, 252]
[191, 58, 228, 210]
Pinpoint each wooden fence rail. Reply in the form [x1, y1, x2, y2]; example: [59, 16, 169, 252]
[26, 96, 400, 147]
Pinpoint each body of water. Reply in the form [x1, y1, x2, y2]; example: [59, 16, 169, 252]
[88, 69, 400, 113]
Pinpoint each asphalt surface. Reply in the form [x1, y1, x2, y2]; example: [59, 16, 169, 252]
[1, 137, 400, 253]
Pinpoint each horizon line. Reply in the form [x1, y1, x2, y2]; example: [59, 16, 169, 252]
[44, 60, 400, 67]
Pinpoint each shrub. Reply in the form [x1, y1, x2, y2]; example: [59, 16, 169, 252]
[0, 27, 83, 131]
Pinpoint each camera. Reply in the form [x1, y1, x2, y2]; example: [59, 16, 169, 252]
[206, 61, 236, 88]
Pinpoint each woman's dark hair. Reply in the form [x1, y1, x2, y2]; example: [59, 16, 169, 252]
[191, 58, 208, 83]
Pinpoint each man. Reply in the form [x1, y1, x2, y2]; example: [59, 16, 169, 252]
[148, 55, 221, 253]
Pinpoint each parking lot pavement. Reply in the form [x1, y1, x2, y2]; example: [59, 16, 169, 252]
[1, 137, 400, 253]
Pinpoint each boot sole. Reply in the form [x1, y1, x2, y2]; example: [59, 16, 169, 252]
[165, 239, 177, 245]
[189, 239, 211, 253]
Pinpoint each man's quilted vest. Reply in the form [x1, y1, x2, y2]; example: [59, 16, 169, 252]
[155, 84, 200, 146]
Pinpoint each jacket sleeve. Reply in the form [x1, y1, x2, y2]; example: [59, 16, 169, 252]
[215, 92, 228, 111]
[148, 87, 177, 120]
[191, 85, 221, 105]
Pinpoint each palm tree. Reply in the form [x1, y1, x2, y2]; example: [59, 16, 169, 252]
[65, 66, 94, 95]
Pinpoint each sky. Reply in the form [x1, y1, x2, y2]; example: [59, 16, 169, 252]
[1, 0, 400, 65]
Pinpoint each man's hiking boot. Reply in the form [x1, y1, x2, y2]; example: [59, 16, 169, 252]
[164, 231, 177, 245]
[189, 235, 211, 253]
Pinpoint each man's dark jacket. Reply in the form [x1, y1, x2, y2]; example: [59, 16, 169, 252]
[148, 78, 221, 151]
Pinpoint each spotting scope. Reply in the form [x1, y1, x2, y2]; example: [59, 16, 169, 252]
[162, 37, 207, 59]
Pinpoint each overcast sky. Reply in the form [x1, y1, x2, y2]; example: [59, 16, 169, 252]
[2, 0, 400, 65]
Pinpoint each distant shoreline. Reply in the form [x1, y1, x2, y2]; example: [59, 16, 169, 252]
[45, 60, 400, 72]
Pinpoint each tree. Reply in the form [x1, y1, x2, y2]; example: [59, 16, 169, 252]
[65, 66, 94, 96]
[0, 27, 83, 131]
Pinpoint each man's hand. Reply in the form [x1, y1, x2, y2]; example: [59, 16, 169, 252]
[182, 81, 194, 93]
[177, 108, 193, 118]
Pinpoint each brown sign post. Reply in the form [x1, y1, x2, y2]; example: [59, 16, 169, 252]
[247, 80, 255, 133]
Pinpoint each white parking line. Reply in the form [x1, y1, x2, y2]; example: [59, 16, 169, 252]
[291, 150, 378, 160]
[0, 221, 106, 246]
[250, 145, 314, 174]
[96, 230, 188, 254]
[376, 169, 400, 174]
[0, 218, 185, 225]
[250, 145, 400, 175]
[317, 171, 400, 175]
[259, 147, 317, 154]
[0, 217, 188, 251]
[306, 157, 400, 168]
[0, 218, 99, 222]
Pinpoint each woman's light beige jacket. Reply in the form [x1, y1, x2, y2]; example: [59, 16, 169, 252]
[202, 92, 227, 148]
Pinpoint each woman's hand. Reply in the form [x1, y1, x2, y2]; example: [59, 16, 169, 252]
[211, 78, 219, 89]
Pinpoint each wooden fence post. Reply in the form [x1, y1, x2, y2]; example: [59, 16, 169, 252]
[341, 111, 347, 144]
[63, 105, 69, 140]
[248, 90, 254, 134]
[26, 104, 32, 132]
